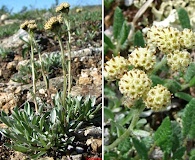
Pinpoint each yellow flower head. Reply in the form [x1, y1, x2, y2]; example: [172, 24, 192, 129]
[144, 84, 171, 111]
[44, 15, 63, 31]
[104, 55, 128, 81]
[167, 50, 192, 72]
[56, 2, 70, 13]
[128, 47, 156, 71]
[119, 69, 152, 100]
[20, 20, 37, 31]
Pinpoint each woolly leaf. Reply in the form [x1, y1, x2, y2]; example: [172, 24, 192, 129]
[175, 92, 193, 102]
[154, 117, 172, 153]
[150, 75, 165, 86]
[172, 147, 186, 160]
[104, 34, 115, 50]
[182, 98, 195, 139]
[177, 8, 191, 29]
[189, 76, 195, 87]
[104, 107, 114, 120]
[164, 79, 181, 93]
[12, 144, 29, 152]
[132, 137, 148, 160]
[184, 62, 195, 82]
[119, 21, 130, 47]
[110, 120, 125, 137]
[113, 7, 125, 39]
[118, 137, 132, 153]
[134, 30, 145, 47]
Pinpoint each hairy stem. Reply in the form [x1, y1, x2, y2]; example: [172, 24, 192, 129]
[64, 18, 72, 96]
[105, 105, 144, 151]
[29, 32, 38, 113]
[57, 35, 67, 107]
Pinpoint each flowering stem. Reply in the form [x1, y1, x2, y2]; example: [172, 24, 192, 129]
[64, 18, 72, 96]
[57, 35, 67, 107]
[105, 103, 145, 151]
[29, 32, 38, 113]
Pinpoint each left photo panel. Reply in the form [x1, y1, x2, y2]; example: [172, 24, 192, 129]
[0, 0, 102, 159]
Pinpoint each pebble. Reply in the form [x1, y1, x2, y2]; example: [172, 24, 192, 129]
[76, 146, 84, 154]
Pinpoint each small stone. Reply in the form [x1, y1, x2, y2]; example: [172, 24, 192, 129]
[76, 146, 84, 154]
[78, 77, 92, 85]
[70, 154, 82, 160]
[6, 61, 17, 70]
[39, 88, 46, 95]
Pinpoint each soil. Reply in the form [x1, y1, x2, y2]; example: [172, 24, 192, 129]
[0, 8, 102, 160]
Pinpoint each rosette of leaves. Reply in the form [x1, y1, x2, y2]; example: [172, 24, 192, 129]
[0, 103, 74, 159]
[0, 95, 101, 158]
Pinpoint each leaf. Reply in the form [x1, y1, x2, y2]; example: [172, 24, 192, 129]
[133, 30, 145, 47]
[113, 7, 125, 39]
[104, 34, 115, 50]
[132, 137, 148, 160]
[133, 130, 150, 137]
[189, 76, 195, 87]
[0, 112, 12, 127]
[164, 79, 181, 93]
[177, 8, 191, 29]
[150, 75, 165, 86]
[154, 117, 172, 153]
[30, 151, 47, 159]
[104, 107, 114, 120]
[182, 98, 195, 139]
[184, 62, 195, 82]
[172, 147, 186, 160]
[110, 120, 125, 137]
[12, 144, 29, 152]
[119, 21, 130, 47]
[175, 92, 193, 102]
[118, 137, 132, 153]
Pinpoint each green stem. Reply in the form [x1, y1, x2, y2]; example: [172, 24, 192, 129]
[29, 32, 38, 113]
[57, 35, 67, 107]
[64, 18, 72, 96]
[105, 105, 144, 151]
[151, 56, 167, 75]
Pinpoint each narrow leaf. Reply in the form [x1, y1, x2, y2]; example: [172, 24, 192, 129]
[119, 21, 130, 47]
[182, 98, 195, 139]
[113, 7, 125, 39]
[104, 34, 115, 50]
[172, 147, 186, 159]
[12, 145, 29, 152]
[177, 8, 191, 29]
[118, 138, 132, 153]
[104, 107, 114, 120]
[175, 92, 193, 102]
[184, 62, 195, 82]
[133, 30, 145, 47]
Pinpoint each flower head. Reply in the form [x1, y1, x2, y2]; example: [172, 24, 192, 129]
[144, 84, 171, 111]
[20, 20, 37, 31]
[56, 2, 70, 14]
[44, 15, 63, 32]
[104, 55, 128, 81]
[119, 69, 152, 100]
[128, 47, 156, 71]
[146, 26, 180, 54]
[179, 28, 195, 49]
[167, 50, 192, 71]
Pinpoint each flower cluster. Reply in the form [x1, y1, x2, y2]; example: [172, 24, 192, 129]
[56, 2, 70, 14]
[44, 15, 63, 31]
[146, 26, 193, 71]
[144, 84, 171, 111]
[20, 20, 37, 31]
[119, 69, 152, 100]
[128, 47, 156, 71]
[104, 55, 128, 81]
[167, 50, 191, 71]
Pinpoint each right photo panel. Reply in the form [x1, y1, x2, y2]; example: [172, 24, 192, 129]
[104, 0, 195, 159]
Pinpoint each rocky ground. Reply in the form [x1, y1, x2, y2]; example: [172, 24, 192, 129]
[0, 6, 102, 160]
